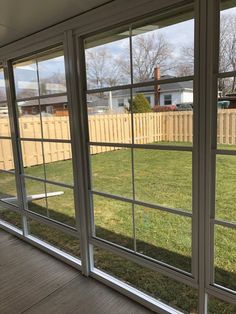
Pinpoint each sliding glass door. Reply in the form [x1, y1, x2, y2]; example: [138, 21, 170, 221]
[0, 0, 235, 312]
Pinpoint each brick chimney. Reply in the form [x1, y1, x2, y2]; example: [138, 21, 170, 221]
[154, 67, 161, 106]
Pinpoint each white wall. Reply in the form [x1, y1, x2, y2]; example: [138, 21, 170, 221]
[160, 91, 182, 106]
[182, 90, 193, 103]
[111, 90, 193, 112]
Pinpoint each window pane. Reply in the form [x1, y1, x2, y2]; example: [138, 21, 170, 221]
[37, 51, 66, 95]
[214, 225, 236, 291]
[18, 100, 43, 139]
[217, 77, 236, 149]
[26, 179, 75, 226]
[135, 205, 192, 272]
[208, 295, 236, 314]
[93, 195, 133, 249]
[25, 178, 47, 216]
[28, 218, 80, 258]
[220, 2, 236, 73]
[40, 96, 71, 140]
[43, 142, 73, 185]
[132, 12, 194, 83]
[0, 207, 22, 229]
[87, 90, 132, 144]
[0, 172, 18, 206]
[46, 183, 75, 227]
[21, 140, 45, 179]
[216, 155, 236, 223]
[132, 83, 193, 145]
[85, 28, 130, 90]
[134, 149, 192, 211]
[0, 68, 6, 102]
[13, 59, 39, 99]
[0, 103, 11, 136]
[42, 114, 70, 140]
[0, 139, 15, 171]
[90, 146, 132, 198]
[94, 246, 198, 313]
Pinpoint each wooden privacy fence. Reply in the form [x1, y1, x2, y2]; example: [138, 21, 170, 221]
[0, 110, 236, 170]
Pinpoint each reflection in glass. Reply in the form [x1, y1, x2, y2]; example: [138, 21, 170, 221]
[93, 195, 133, 249]
[214, 225, 236, 291]
[13, 60, 39, 99]
[91, 147, 132, 198]
[135, 206, 191, 272]
[134, 149, 192, 211]
[220, 2, 236, 73]
[94, 246, 198, 313]
[28, 218, 80, 258]
[85, 29, 130, 90]
[37, 51, 66, 95]
[132, 14, 194, 83]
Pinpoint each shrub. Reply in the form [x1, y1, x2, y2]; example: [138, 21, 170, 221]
[128, 93, 152, 113]
[153, 105, 176, 112]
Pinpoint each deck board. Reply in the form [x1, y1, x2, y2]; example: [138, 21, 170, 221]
[0, 229, 152, 314]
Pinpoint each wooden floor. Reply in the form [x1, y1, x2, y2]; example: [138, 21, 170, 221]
[0, 229, 152, 314]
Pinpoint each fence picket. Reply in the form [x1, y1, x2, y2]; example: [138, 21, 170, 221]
[1, 110, 236, 170]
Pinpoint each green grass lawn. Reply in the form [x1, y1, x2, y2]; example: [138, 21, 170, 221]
[0, 144, 236, 313]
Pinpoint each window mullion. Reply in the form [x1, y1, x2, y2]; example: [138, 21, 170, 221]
[3, 60, 29, 236]
[64, 30, 92, 276]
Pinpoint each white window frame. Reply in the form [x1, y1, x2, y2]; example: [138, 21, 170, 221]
[0, 0, 235, 313]
[164, 94, 172, 105]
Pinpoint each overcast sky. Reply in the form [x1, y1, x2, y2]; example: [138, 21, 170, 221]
[5, 6, 236, 84]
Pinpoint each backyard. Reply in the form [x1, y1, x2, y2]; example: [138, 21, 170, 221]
[0, 145, 235, 313]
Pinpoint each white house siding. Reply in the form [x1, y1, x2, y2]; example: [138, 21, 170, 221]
[182, 90, 193, 103]
[111, 95, 130, 113]
[160, 91, 182, 106]
[111, 92, 155, 113]
[109, 89, 193, 113]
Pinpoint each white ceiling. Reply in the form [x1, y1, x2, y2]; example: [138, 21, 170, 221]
[0, 0, 112, 47]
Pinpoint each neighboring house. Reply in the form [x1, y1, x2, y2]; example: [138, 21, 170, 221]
[0, 103, 8, 117]
[87, 76, 194, 114]
[219, 93, 236, 108]
[18, 95, 68, 116]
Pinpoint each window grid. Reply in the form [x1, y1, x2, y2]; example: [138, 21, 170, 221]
[0, 68, 19, 211]
[206, 0, 236, 307]
[84, 15, 197, 305]
[0, 0, 235, 312]
[11, 48, 79, 237]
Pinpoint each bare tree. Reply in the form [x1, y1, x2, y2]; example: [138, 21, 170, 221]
[178, 13, 236, 95]
[174, 46, 194, 77]
[219, 14, 236, 95]
[119, 32, 173, 82]
[85, 47, 125, 89]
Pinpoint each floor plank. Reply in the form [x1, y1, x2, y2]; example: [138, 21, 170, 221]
[0, 230, 79, 314]
[24, 276, 152, 314]
[0, 229, 152, 314]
